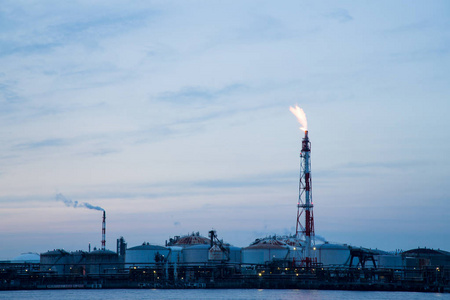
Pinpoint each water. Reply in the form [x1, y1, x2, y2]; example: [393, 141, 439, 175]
[0, 289, 447, 300]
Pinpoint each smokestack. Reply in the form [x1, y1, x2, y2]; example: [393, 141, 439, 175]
[101, 210, 106, 251]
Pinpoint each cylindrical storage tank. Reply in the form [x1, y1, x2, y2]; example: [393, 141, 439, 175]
[86, 250, 120, 274]
[376, 255, 403, 269]
[227, 246, 242, 264]
[168, 246, 183, 264]
[182, 244, 210, 265]
[69, 251, 88, 275]
[40, 249, 71, 274]
[242, 238, 290, 265]
[125, 243, 170, 268]
[316, 243, 351, 267]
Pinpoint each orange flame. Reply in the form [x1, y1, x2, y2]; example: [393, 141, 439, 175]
[289, 105, 308, 132]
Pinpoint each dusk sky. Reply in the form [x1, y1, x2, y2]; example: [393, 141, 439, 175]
[0, 1, 449, 259]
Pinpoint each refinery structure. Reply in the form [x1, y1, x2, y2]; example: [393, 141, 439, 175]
[1, 107, 449, 292]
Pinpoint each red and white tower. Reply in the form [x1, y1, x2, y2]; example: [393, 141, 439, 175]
[289, 105, 315, 267]
[101, 210, 106, 250]
[295, 130, 315, 266]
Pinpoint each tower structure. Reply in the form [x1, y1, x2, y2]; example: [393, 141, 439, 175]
[295, 130, 315, 266]
[101, 210, 106, 250]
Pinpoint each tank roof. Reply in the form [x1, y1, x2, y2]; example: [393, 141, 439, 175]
[88, 249, 117, 255]
[41, 249, 70, 256]
[11, 252, 40, 263]
[403, 248, 450, 256]
[128, 244, 168, 251]
[173, 233, 211, 246]
[317, 243, 350, 250]
[245, 237, 289, 249]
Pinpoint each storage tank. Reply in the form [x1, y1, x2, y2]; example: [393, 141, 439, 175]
[40, 249, 71, 274]
[182, 244, 210, 265]
[316, 243, 351, 267]
[125, 243, 170, 268]
[376, 254, 403, 269]
[227, 246, 242, 264]
[11, 252, 40, 264]
[168, 246, 183, 264]
[85, 249, 120, 274]
[66, 250, 88, 275]
[170, 232, 211, 247]
[242, 238, 290, 265]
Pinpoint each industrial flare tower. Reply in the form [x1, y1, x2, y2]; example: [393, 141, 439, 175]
[295, 130, 315, 266]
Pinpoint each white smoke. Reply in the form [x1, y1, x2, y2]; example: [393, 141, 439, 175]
[315, 234, 328, 243]
[56, 193, 104, 211]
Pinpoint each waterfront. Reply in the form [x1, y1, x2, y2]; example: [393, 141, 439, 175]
[0, 289, 447, 300]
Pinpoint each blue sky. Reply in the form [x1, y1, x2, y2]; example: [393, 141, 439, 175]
[0, 1, 449, 259]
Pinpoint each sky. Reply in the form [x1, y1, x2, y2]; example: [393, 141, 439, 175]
[0, 1, 449, 259]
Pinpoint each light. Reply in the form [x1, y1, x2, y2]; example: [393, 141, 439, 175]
[313, 247, 316, 250]
[258, 273, 262, 277]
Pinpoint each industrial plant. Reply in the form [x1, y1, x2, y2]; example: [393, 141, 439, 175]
[1, 107, 449, 293]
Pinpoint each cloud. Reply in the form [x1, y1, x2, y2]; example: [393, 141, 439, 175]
[384, 20, 430, 35]
[157, 83, 248, 104]
[326, 8, 353, 23]
[0, 3, 159, 57]
[341, 161, 419, 170]
[314, 160, 419, 179]
[14, 138, 68, 151]
[194, 170, 296, 189]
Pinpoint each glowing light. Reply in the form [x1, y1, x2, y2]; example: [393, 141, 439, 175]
[289, 105, 308, 132]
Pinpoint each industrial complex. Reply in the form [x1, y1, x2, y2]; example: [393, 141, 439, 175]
[1, 107, 449, 292]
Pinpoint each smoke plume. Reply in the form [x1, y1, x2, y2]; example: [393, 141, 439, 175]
[315, 234, 328, 243]
[56, 193, 104, 211]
